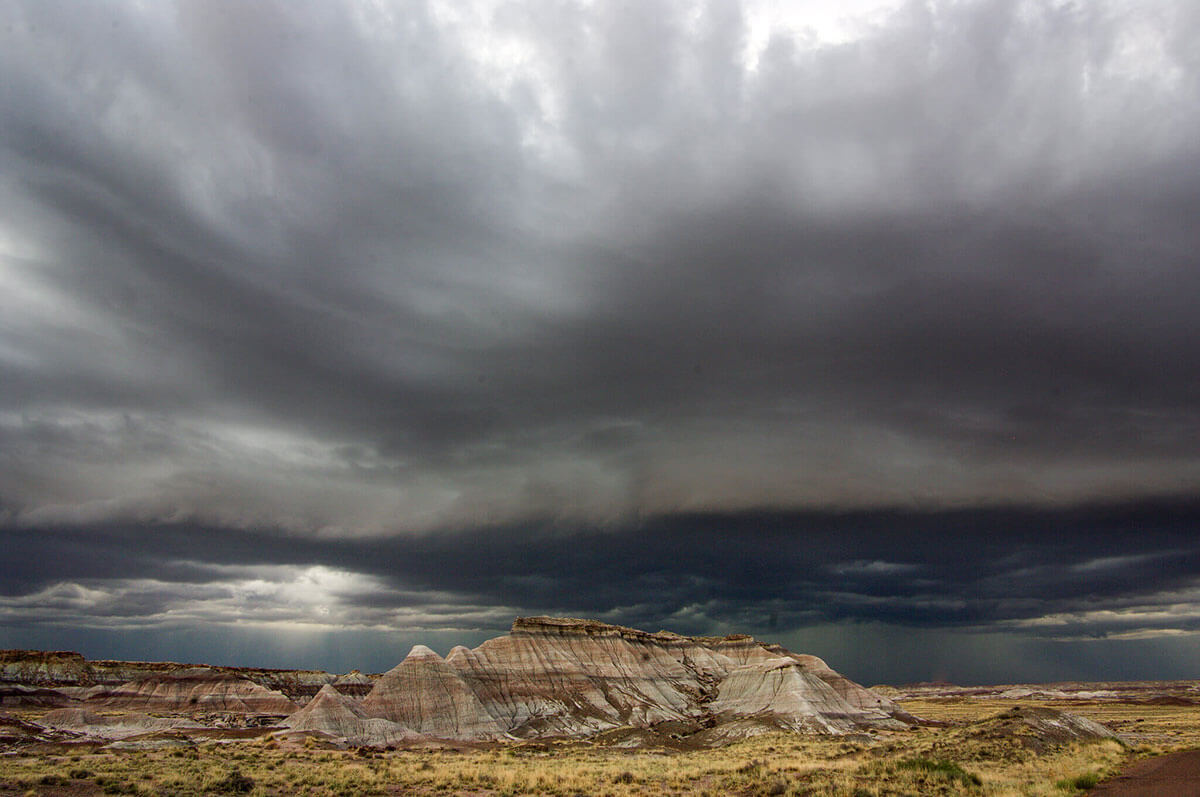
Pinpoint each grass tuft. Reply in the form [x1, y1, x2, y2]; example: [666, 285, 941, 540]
[896, 756, 983, 787]
[209, 768, 255, 794]
[1055, 770, 1101, 791]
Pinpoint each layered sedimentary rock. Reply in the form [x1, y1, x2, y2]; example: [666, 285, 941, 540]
[0, 650, 349, 701]
[232, 668, 337, 701]
[283, 684, 420, 746]
[0, 684, 75, 708]
[362, 646, 507, 740]
[88, 660, 192, 686]
[332, 670, 375, 697]
[0, 650, 92, 686]
[354, 617, 910, 742]
[708, 658, 891, 733]
[99, 668, 298, 715]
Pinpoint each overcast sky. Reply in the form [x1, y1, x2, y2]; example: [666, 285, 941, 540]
[2, 0, 1199, 684]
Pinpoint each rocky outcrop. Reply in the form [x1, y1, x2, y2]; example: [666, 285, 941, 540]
[0, 713, 78, 747]
[333, 670, 375, 697]
[214, 668, 334, 701]
[39, 708, 203, 740]
[356, 617, 911, 743]
[88, 660, 191, 686]
[283, 684, 421, 747]
[0, 650, 91, 686]
[99, 668, 298, 716]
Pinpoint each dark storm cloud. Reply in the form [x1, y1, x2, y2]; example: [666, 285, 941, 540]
[1, 0, 1199, 533]
[5, 501, 1200, 643]
[3, 0, 1200, 682]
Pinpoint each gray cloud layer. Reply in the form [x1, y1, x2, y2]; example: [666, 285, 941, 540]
[4, 501, 1200, 681]
[2, 0, 1198, 534]
[2, 1, 1200, 680]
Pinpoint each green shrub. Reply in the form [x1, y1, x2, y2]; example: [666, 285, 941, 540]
[1055, 771, 1101, 791]
[896, 757, 982, 787]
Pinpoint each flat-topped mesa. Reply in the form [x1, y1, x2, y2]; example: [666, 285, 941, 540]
[353, 617, 914, 744]
[0, 649, 347, 701]
[511, 616, 686, 643]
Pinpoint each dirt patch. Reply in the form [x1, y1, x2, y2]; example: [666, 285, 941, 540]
[1089, 749, 1200, 797]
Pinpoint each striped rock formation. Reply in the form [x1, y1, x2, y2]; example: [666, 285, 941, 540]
[282, 684, 421, 747]
[361, 646, 507, 739]
[98, 667, 298, 715]
[331, 670, 375, 697]
[350, 617, 911, 743]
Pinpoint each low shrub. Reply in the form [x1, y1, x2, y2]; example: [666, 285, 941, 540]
[1055, 771, 1101, 791]
[211, 768, 255, 794]
[896, 757, 982, 787]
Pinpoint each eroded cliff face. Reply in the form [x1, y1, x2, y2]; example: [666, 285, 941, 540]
[0, 650, 355, 701]
[0, 650, 92, 686]
[362, 646, 506, 740]
[99, 668, 299, 715]
[355, 617, 910, 742]
[283, 684, 420, 747]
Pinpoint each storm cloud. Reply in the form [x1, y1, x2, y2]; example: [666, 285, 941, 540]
[4, 501, 1200, 682]
[2, 0, 1199, 681]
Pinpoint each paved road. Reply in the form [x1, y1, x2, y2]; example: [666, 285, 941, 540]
[1089, 749, 1200, 797]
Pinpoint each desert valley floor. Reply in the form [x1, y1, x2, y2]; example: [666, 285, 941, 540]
[1, 619, 1197, 795]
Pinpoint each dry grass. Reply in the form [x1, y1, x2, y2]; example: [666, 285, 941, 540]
[902, 696, 1200, 750]
[4, 697, 1194, 796]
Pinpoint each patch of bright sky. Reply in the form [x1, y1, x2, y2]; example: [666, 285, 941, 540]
[422, 0, 909, 171]
[0, 226, 75, 347]
[741, 0, 908, 66]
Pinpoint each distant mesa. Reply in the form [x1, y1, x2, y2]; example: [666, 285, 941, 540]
[0, 649, 363, 702]
[98, 667, 299, 716]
